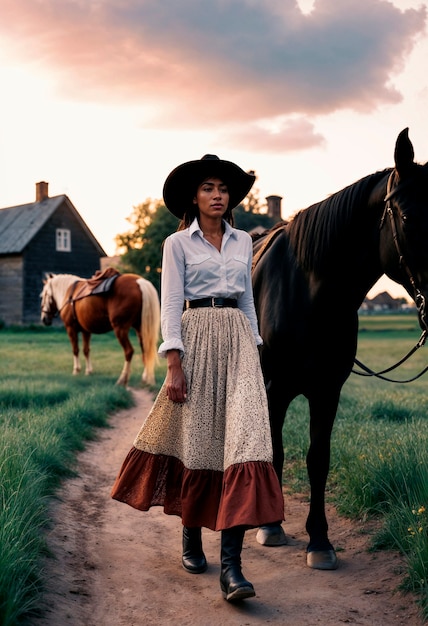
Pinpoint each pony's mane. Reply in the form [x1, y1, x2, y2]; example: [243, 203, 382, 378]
[47, 273, 82, 307]
[288, 169, 389, 273]
[51, 273, 82, 289]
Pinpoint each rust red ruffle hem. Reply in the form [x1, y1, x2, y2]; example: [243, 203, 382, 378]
[110, 447, 284, 531]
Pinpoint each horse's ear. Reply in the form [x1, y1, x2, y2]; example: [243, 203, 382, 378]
[394, 127, 414, 177]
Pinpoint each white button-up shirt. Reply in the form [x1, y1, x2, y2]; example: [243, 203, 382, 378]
[158, 218, 263, 357]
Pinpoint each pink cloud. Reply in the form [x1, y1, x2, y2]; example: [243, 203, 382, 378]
[0, 0, 425, 130]
[221, 118, 326, 152]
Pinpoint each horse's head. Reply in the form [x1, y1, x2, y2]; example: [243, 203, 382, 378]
[379, 128, 428, 334]
[40, 273, 59, 326]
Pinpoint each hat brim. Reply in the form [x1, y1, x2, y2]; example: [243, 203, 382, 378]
[163, 158, 255, 219]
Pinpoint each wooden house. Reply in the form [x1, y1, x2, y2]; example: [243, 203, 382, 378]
[0, 182, 106, 325]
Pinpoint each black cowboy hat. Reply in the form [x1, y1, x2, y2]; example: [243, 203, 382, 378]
[162, 154, 256, 219]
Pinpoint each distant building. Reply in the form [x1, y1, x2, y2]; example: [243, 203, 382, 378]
[0, 182, 106, 324]
[266, 195, 282, 222]
[360, 291, 410, 313]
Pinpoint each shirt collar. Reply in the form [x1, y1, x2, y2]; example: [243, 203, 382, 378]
[189, 218, 202, 237]
[189, 217, 237, 240]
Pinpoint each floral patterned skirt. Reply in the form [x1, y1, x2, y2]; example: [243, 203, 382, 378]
[111, 307, 284, 530]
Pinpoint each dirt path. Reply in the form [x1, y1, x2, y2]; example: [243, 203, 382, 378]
[33, 388, 423, 626]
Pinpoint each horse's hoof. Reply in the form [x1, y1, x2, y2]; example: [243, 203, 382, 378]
[307, 549, 338, 570]
[256, 525, 288, 546]
[115, 378, 128, 386]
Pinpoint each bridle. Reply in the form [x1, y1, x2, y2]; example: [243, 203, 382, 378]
[352, 170, 428, 383]
[41, 281, 70, 320]
[382, 171, 428, 335]
[41, 279, 80, 321]
[41, 284, 58, 320]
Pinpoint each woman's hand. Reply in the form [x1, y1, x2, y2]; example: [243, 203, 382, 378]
[166, 350, 187, 403]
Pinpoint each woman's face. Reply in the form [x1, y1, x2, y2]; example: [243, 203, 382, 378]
[193, 177, 229, 219]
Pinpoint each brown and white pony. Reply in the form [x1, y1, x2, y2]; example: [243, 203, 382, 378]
[41, 272, 160, 386]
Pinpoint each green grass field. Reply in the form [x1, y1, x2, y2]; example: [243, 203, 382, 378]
[1, 318, 428, 623]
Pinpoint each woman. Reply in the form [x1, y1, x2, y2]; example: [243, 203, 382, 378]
[111, 154, 284, 602]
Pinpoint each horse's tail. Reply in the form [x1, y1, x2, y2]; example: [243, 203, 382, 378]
[137, 278, 161, 385]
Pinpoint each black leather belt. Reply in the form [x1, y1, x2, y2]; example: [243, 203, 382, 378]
[186, 297, 238, 309]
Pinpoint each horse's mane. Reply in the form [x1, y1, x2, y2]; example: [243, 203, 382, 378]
[288, 169, 389, 273]
[51, 273, 82, 289]
[47, 273, 82, 307]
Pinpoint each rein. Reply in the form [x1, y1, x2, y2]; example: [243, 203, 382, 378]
[352, 337, 428, 383]
[42, 280, 80, 320]
[60, 280, 81, 320]
[352, 171, 428, 383]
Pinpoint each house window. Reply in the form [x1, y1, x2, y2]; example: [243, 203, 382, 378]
[56, 229, 71, 252]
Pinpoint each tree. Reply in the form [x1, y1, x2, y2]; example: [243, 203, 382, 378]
[233, 204, 277, 232]
[116, 200, 179, 292]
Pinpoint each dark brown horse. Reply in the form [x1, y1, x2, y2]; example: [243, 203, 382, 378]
[41, 272, 160, 386]
[252, 128, 428, 569]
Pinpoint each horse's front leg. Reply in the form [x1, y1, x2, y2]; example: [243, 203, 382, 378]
[66, 327, 81, 375]
[82, 331, 93, 375]
[305, 391, 340, 570]
[256, 379, 290, 547]
[113, 326, 134, 386]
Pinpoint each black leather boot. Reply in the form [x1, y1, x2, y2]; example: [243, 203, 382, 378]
[220, 527, 255, 601]
[182, 526, 207, 574]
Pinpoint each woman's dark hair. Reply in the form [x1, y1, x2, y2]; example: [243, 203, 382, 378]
[176, 177, 234, 231]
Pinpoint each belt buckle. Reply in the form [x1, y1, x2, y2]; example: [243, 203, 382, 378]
[212, 297, 221, 308]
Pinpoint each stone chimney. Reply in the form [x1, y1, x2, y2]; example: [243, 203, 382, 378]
[36, 181, 49, 202]
[266, 195, 282, 221]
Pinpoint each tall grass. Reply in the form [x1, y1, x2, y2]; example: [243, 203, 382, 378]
[0, 329, 141, 625]
[330, 410, 428, 617]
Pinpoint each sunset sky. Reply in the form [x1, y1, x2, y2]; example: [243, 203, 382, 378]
[0, 0, 427, 299]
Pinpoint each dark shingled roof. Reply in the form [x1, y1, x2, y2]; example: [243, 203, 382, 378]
[0, 195, 106, 256]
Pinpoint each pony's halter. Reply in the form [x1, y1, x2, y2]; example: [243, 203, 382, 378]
[41, 286, 58, 319]
[382, 171, 428, 343]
